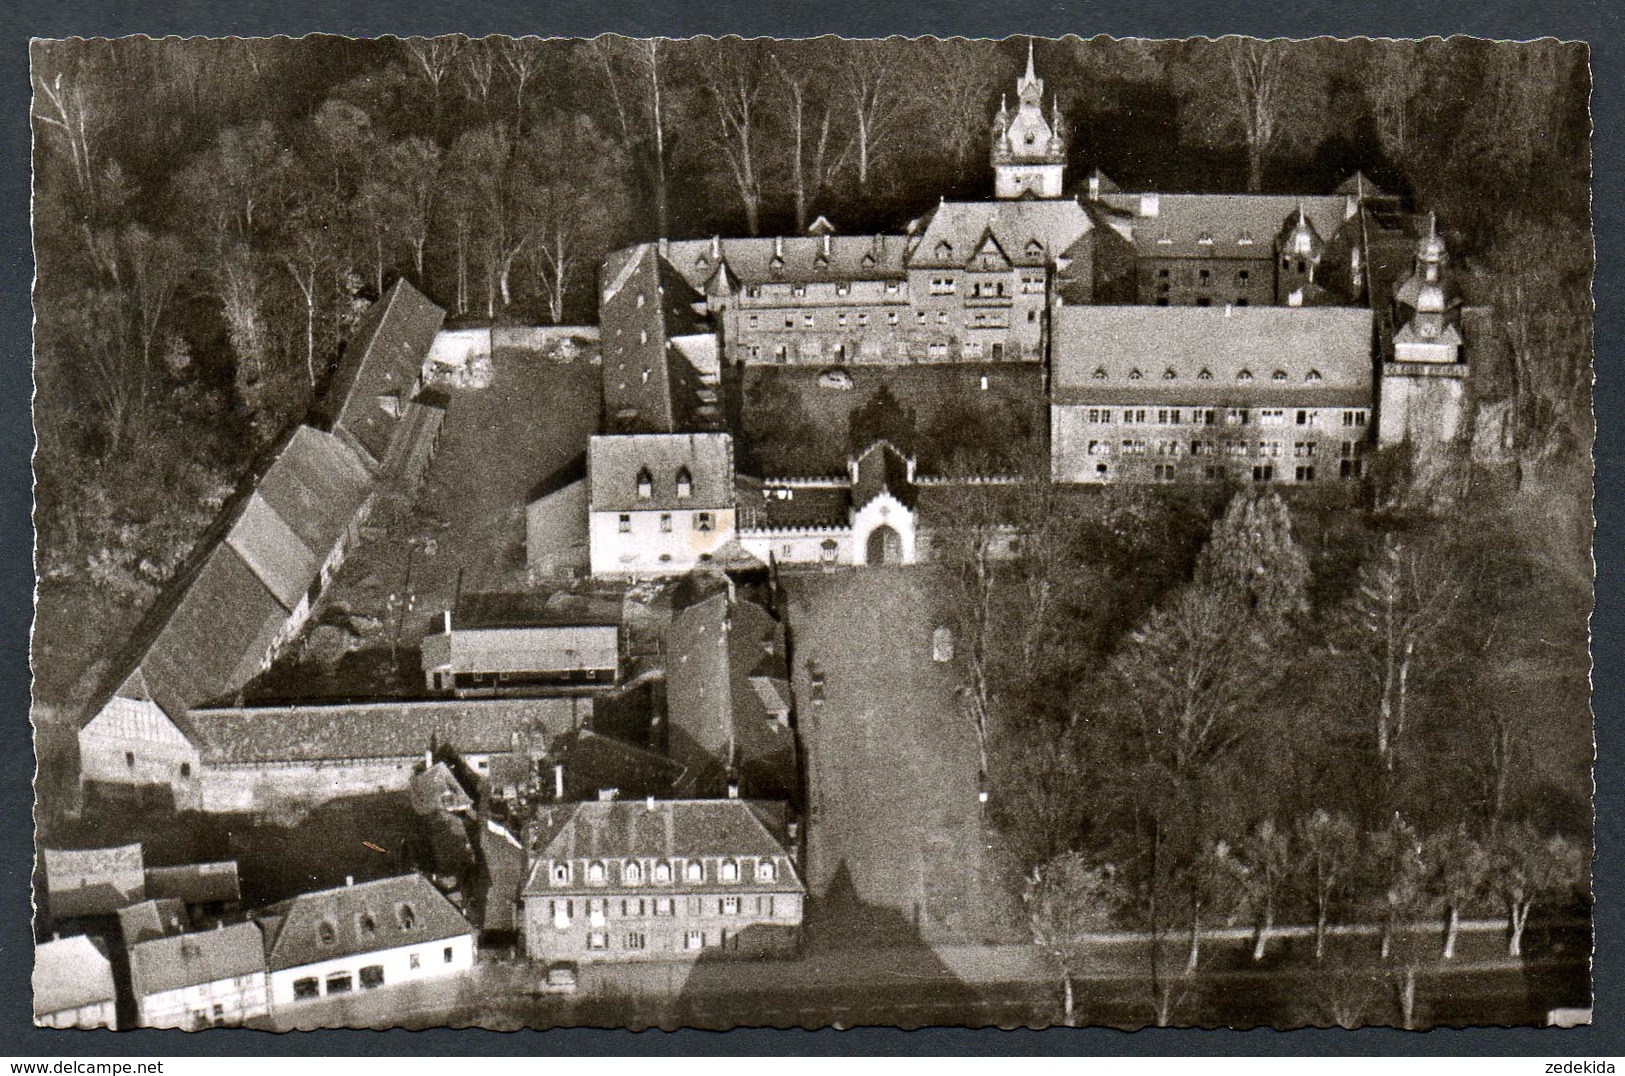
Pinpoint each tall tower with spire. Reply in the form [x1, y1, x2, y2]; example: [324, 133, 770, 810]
[991, 41, 1067, 199]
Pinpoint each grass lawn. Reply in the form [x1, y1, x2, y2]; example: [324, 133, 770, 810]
[784, 567, 1028, 950]
[740, 363, 1046, 476]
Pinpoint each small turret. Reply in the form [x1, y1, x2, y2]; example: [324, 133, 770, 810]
[992, 40, 1067, 200]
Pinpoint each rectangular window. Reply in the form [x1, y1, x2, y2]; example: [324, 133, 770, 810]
[1295, 442, 1316, 458]
[1153, 464, 1176, 482]
[1259, 409, 1286, 426]
[326, 973, 352, 996]
[587, 932, 607, 950]
[1227, 409, 1249, 426]
[685, 930, 705, 950]
[360, 965, 385, 990]
[1193, 409, 1217, 426]
[443, 946, 454, 963]
[1087, 439, 1107, 457]
[1296, 465, 1317, 481]
[293, 978, 319, 1001]
[659, 513, 671, 533]
[784, 316, 795, 329]
[858, 313, 869, 327]
[1343, 409, 1368, 427]
[1157, 268, 1171, 279]
[937, 311, 949, 325]
[617, 514, 630, 534]
[409, 953, 421, 970]
[1122, 409, 1147, 425]
[802, 313, 815, 328]
[748, 315, 759, 329]
[1086, 408, 1112, 423]
[1253, 464, 1275, 482]
[792, 284, 806, 297]
[1157, 409, 1181, 425]
[721, 896, 741, 915]
[1340, 459, 1365, 479]
[626, 932, 646, 950]
[886, 282, 899, 295]
[1237, 270, 1250, 284]
[1205, 465, 1226, 481]
[694, 512, 713, 533]
[655, 897, 674, 917]
[888, 311, 899, 326]
[930, 277, 956, 295]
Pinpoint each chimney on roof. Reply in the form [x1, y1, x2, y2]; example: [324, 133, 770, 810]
[554, 762, 565, 801]
[773, 235, 784, 259]
[1089, 172, 1101, 201]
[658, 238, 669, 257]
[1139, 193, 1160, 218]
[727, 781, 740, 800]
[821, 231, 831, 259]
[443, 609, 451, 634]
[598, 787, 618, 802]
[424, 749, 432, 769]
[345, 875, 354, 887]
[711, 235, 721, 260]
[646, 795, 656, 812]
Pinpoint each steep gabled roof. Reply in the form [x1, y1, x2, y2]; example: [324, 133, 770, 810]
[257, 874, 471, 973]
[82, 425, 372, 728]
[1094, 193, 1350, 259]
[588, 433, 734, 512]
[908, 199, 1093, 269]
[33, 936, 115, 1018]
[852, 440, 917, 511]
[43, 844, 146, 920]
[1051, 305, 1374, 407]
[319, 279, 446, 466]
[129, 922, 266, 998]
[662, 236, 910, 288]
[189, 697, 590, 766]
[144, 861, 242, 907]
[521, 798, 802, 894]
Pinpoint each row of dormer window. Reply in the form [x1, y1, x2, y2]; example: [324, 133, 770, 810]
[635, 467, 693, 500]
[1090, 366, 1325, 383]
[548, 857, 778, 887]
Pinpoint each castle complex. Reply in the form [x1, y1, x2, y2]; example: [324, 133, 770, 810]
[582, 46, 1481, 574]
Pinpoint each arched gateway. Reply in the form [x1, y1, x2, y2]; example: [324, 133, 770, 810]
[865, 524, 902, 566]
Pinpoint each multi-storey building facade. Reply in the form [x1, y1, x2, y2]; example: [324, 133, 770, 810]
[587, 433, 739, 576]
[128, 922, 270, 1030]
[520, 798, 804, 964]
[1049, 305, 1376, 485]
[257, 874, 475, 1009]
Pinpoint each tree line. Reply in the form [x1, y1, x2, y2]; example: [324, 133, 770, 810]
[931, 471, 1591, 1027]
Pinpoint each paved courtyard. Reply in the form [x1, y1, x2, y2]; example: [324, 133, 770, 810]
[784, 567, 1027, 950]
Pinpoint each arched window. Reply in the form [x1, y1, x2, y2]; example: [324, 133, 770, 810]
[654, 861, 672, 884]
[358, 911, 377, 936]
[1306, 369, 1323, 382]
[636, 468, 653, 500]
[1092, 367, 1108, 380]
[756, 860, 776, 883]
[588, 861, 606, 883]
[551, 863, 570, 885]
[1272, 370, 1288, 381]
[624, 861, 642, 884]
[685, 860, 704, 883]
[1163, 368, 1178, 380]
[1236, 369, 1253, 382]
[675, 467, 693, 500]
[317, 920, 337, 946]
[720, 860, 739, 883]
[1127, 368, 1142, 381]
[397, 904, 417, 931]
[936, 241, 953, 258]
[1197, 368, 1213, 381]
